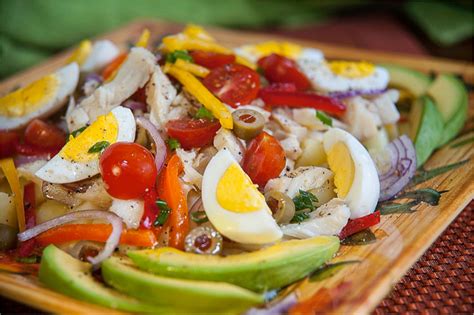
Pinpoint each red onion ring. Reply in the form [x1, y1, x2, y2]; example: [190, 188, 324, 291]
[123, 99, 147, 112]
[17, 210, 123, 267]
[378, 135, 417, 201]
[329, 88, 387, 99]
[136, 116, 167, 173]
[14, 154, 50, 167]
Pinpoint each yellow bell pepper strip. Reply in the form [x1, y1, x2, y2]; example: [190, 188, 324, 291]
[135, 28, 150, 48]
[158, 154, 189, 250]
[164, 65, 233, 129]
[174, 59, 210, 78]
[162, 34, 232, 54]
[67, 39, 92, 65]
[235, 55, 257, 70]
[0, 158, 25, 232]
[183, 24, 215, 42]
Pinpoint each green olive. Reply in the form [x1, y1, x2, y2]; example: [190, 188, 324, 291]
[0, 223, 18, 250]
[265, 190, 295, 224]
[232, 109, 265, 140]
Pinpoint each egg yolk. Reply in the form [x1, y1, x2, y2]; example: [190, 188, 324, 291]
[68, 39, 92, 65]
[216, 163, 266, 213]
[60, 111, 118, 162]
[328, 61, 375, 78]
[244, 41, 302, 59]
[0, 75, 58, 117]
[326, 142, 355, 198]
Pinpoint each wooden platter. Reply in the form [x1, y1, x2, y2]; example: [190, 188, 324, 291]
[0, 19, 473, 314]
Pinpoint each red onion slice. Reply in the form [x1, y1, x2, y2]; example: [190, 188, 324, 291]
[123, 99, 147, 112]
[329, 88, 387, 99]
[378, 135, 417, 201]
[14, 154, 51, 167]
[136, 116, 167, 173]
[17, 210, 123, 267]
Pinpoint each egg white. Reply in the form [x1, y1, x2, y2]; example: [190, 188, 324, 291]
[35, 106, 136, 184]
[298, 61, 389, 93]
[202, 149, 282, 244]
[0, 63, 79, 130]
[234, 45, 324, 64]
[81, 40, 120, 73]
[323, 128, 380, 219]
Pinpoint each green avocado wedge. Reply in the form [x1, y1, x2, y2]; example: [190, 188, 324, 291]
[128, 236, 340, 292]
[381, 63, 432, 97]
[427, 74, 468, 146]
[408, 96, 444, 167]
[39, 245, 167, 313]
[102, 256, 264, 314]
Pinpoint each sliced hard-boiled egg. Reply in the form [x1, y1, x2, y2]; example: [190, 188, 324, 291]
[0, 63, 79, 130]
[36, 106, 135, 184]
[202, 149, 282, 244]
[322, 128, 380, 219]
[80, 40, 120, 73]
[298, 60, 389, 93]
[234, 41, 324, 63]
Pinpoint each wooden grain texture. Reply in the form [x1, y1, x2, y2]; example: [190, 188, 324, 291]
[0, 19, 473, 314]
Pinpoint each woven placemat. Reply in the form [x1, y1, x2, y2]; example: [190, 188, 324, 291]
[1, 202, 472, 313]
[374, 200, 474, 314]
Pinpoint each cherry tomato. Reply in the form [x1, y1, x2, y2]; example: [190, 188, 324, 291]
[0, 131, 19, 159]
[203, 63, 260, 107]
[100, 142, 157, 199]
[242, 131, 286, 188]
[166, 118, 221, 150]
[24, 119, 66, 149]
[257, 54, 310, 90]
[131, 87, 147, 104]
[141, 189, 159, 229]
[190, 51, 236, 69]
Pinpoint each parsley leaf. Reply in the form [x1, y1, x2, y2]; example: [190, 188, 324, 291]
[166, 50, 193, 63]
[154, 199, 171, 226]
[195, 106, 214, 120]
[88, 141, 110, 153]
[190, 211, 208, 223]
[70, 125, 88, 139]
[167, 138, 181, 151]
[292, 190, 318, 211]
[316, 111, 333, 126]
[290, 211, 310, 223]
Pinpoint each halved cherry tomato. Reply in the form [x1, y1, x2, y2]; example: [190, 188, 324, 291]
[190, 51, 236, 69]
[131, 87, 147, 104]
[0, 131, 19, 159]
[203, 63, 260, 107]
[166, 118, 221, 150]
[141, 189, 159, 229]
[339, 211, 380, 239]
[102, 52, 127, 81]
[24, 119, 66, 149]
[242, 131, 286, 188]
[100, 142, 157, 200]
[258, 54, 310, 90]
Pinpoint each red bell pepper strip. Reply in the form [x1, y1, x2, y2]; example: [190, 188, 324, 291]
[158, 154, 189, 250]
[18, 182, 38, 257]
[259, 88, 346, 115]
[36, 224, 157, 247]
[339, 211, 380, 240]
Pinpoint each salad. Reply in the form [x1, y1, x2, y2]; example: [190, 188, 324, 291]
[0, 25, 468, 313]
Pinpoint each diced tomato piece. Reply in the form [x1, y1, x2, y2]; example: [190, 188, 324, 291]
[190, 51, 236, 69]
[258, 54, 310, 90]
[24, 119, 66, 149]
[339, 211, 381, 239]
[166, 118, 221, 150]
[203, 63, 260, 107]
[0, 131, 20, 159]
[242, 131, 286, 188]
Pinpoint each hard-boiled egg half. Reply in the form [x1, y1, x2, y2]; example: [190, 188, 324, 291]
[298, 60, 389, 93]
[202, 149, 282, 244]
[323, 128, 380, 219]
[36, 106, 135, 184]
[234, 41, 324, 63]
[0, 63, 79, 130]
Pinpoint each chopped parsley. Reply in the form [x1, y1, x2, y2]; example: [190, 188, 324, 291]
[154, 199, 171, 226]
[291, 211, 310, 223]
[88, 141, 110, 153]
[166, 50, 193, 64]
[190, 211, 209, 223]
[195, 106, 214, 120]
[70, 125, 88, 138]
[292, 190, 318, 211]
[16, 256, 39, 264]
[167, 138, 181, 151]
[316, 111, 333, 126]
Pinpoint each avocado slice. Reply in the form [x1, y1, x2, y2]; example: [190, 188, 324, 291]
[128, 236, 339, 292]
[426, 74, 468, 146]
[102, 256, 264, 313]
[39, 245, 167, 313]
[381, 63, 432, 97]
[408, 96, 444, 166]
